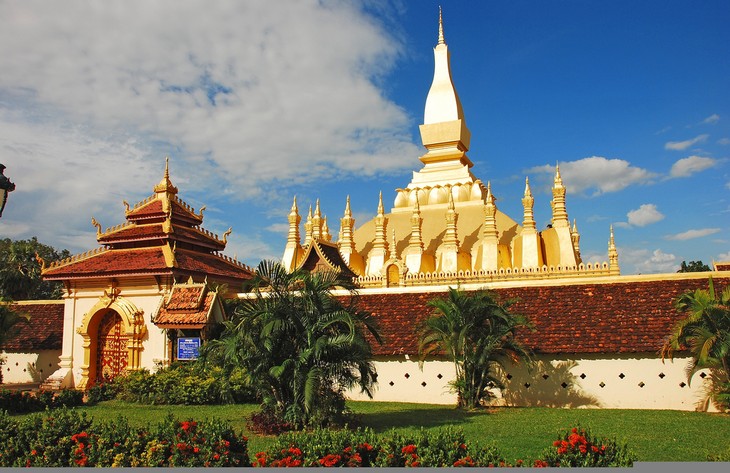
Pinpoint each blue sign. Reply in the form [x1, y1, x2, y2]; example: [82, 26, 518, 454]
[177, 337, 201, 360]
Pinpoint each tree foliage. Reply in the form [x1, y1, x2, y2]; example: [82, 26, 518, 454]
[201, 260, 380, 428]
[0, 237, 70, 300]
[661, 278, 730, 409]
[677, 260, 711, 273]
[419, 288, 532, 409]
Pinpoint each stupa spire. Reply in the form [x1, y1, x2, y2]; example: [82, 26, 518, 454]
[522, 177, 536, 231]
[312, 199, 322, 241]
[438, 6, 445, 45]
[322, 216, 332, 242]
[366, 191, 390, 275]
[482, 181, 499, 242]
[282, 196, 303, 271]
[609, 225, 620, 275]
[154, 157, 178, 196]
[303, 205, 314, 246]
[551, 163, 569, 228]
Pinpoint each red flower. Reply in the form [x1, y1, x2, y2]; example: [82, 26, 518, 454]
[319, 454, 342, 467]
[30, 450, 37, 456]
[401, 444, 417, 455]
[213, 454, 220, 461]
[533, 459, 549, 468]
[193, 447, 200, 454]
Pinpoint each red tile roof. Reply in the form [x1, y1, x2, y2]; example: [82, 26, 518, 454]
[154, 285, 219, 328]
[356, 276, 730, 356]
[3, 302, 64, 351]
[43, 247, 169, 279]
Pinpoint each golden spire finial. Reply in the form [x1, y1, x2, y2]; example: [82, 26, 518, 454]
[391, 229, 397, 256]
[524, 176, 532, 197]
[291, 195, 298, 213]
[555, 162, 563, 184]
[314, 198, 321, 217]
[345, 195, 351, 216]
[377, 191, 384, 215]
[608, 225, 619, 275]
[154, 156, 178, 195]
[438, 6, 445, 45]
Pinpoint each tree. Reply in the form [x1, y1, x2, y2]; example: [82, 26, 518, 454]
[0, 303, 30, 384]
[419, 287, 532, 409]
[201, 260, 380, 428]
[677, 260, 711, 273]
[661, 278, 730, 410]
[0, 237, 70, 300]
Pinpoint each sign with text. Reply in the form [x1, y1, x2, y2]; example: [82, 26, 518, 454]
[177, 337, 201, 361]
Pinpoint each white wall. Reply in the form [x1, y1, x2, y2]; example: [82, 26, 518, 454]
[349, 354, 721, 412]
[1, 350, 61, 384]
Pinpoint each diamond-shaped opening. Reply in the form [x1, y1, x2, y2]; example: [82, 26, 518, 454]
[404, 373, 410, 379]
[579, 373, 586, 379]
[638, 382, 645, 388]
[561, 382, 568, 389]
[658, 372, 665, 379]
[524, 383, 531, 389]
[599, 382, 606, 388]
[389, 381, 394, 386]
[421, 381, 427, 387]
[437, 374, 443, 379]
[679, 382, 686, 388]
[619, 373, 625, 379]
[542, 374, 549, 380]
[699, 372, 707, 379]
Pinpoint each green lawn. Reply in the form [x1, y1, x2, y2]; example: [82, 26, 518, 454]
[23, 400, 730, 462]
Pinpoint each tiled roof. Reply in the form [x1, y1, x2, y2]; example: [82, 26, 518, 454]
[3, 302, 64, 351]
[355, 276, 730, 356]
[43, 247, 169, 279]
[126, 198, 164, 220]
[154, 286, 218, 328]
[98, 223, 166, 243]
[174, 249, 253, 282]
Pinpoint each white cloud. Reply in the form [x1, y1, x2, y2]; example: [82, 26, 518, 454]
[0, 1, 420, 252]
[626, 204, 664, 227]
[702, 114, 720, 124]
[664, 134, 708, 151]
[716, 251, 730, 261]
[527, 157, 656, 196]
[669, 155, 717, 177]
[665, 228, 721, 241]
[718, 138, 730, 145]
[625, 248, 678, 274]
[0, 2, 419, 193]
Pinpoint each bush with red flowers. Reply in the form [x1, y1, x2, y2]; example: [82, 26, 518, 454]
[537, 426, 635, 467]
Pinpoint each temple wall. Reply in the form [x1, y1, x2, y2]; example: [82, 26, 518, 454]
[1, 350, 60, 384]
[346, 354, 719, 412]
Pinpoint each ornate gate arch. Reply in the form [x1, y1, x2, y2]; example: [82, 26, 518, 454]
[76, 291, 147, 389]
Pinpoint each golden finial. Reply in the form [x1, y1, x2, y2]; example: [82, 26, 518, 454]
[345, 195, 351, 216]
[222, 227, 232, 244]
[438, 6, 445, 45]
[122, 200, 130, 213]
[291, 196, 298, 213]
[524, 176, 532, 197]
[377, 191, 384, 215]
[91, 217, 102, 235]
[315, 198, 321, 217]
[391, 229, 397, 255]
[555, 162, 563, 184]
[198, 205, 206, 219]
[35, 252, 46, 271]
[447, 188, 455, 210]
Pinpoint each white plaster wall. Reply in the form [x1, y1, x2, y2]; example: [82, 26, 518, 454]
[352, 354, 721, 411]
[1, 350, 60, 384]
[346, 357, 457, 405]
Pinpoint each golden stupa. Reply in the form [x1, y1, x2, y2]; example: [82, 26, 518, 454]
[282, 10, 618, 287]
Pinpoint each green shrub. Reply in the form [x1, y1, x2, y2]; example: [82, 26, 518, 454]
[257, 426, 507, 468]
[85, 381, 121, 405]
[538, 426, 636, 467]
[0, 408, 249, 467]
[53, 388, 84, 408]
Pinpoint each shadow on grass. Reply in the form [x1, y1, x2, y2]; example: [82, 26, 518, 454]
[355, 406, 488, 432]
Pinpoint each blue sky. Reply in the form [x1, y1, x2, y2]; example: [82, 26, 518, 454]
[0, 0, 728, 274]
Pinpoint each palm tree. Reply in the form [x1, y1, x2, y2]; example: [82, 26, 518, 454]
[419, 287, 532, 409]
[202, 260, 381, 427]
[661, 278, 730, 408]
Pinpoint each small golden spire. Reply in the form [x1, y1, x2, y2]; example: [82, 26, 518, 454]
[522, 177, 536, 231]
[438, 6, 445, 45]
[322, 216, 332, 242]
[154, 156, 178, 195]
[377, 191, 384, 215]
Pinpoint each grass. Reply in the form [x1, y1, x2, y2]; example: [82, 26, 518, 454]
[14, 400, 730, 462]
